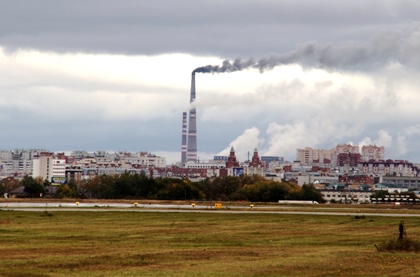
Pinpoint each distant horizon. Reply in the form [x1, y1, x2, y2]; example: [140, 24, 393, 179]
[2, 145, 419, 166]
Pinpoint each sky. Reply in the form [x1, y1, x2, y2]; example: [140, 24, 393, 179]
[2, 1, 420, 164]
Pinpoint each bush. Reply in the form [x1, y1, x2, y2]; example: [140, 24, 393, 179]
[376, 238, 420, 252]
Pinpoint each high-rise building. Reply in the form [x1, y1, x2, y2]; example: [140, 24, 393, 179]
[336, 144, 359, 154]
[296, 147, 335, 165]
[336, 153, 361, 167]
[32, 152, 66, 182]
[361, 145, 385, 161]
[0, 149, 46, 177]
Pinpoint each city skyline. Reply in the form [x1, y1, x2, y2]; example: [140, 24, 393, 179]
[2, 1, 420, 164]
[0, 143, 395, 167]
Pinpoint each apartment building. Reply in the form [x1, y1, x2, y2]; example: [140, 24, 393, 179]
[297, 144, 386, 170]
[381, 175, 420, 190]
[360, 160, 418, 177]
[296, 147, 335, 165]
[361, 145, 385, 161]
[70, 151, 166, 168]
[32, 153, 66, 182]
[337, 153, 361, 167]
[0, 149, 46, 177]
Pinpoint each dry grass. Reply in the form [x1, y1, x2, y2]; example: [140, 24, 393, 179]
[0, 209, 419, 276]
[376, 237, 420, 252]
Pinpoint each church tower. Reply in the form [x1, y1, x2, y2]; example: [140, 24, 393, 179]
[226, 147, 240, 168]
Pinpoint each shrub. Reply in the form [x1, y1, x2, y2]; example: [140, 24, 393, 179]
[376, 238, 420, 252]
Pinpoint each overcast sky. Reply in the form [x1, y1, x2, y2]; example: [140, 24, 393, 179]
[2, 1, 420, 164]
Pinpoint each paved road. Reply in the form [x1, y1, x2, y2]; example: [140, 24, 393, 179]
[2, 202, 420, 217]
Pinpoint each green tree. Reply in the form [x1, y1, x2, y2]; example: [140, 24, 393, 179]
[291, 184, 325, 203]
[85, 175, 117, 199]
[238, 184, 261, 202]
[369, 190, 388, 199]
[193, 178, 212, 200]
[138, 172, 158, 198]
[114, 172, 137, 198]
[55, 181, 78, 198]
[238, 180, 298, 202]
[22, 176, 46, 198]
[209, 176, 242, 200]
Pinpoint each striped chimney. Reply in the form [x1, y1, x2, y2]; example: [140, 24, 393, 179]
[186, 72, 197, 162]
[181, 112, 187, 164]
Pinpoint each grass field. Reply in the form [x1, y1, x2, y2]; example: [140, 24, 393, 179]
[0, 208, 419, 276]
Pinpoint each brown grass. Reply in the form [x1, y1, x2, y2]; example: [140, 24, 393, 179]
[0, 209, 419, 276]
[376, 237, 420, 252]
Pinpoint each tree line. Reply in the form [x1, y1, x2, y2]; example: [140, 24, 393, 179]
[0, 173, 325, 203]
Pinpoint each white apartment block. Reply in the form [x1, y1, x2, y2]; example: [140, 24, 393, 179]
[0, 149, 46, 176]
[32, 155, 66, 182]
[123, 152, 166, 167]
[70, 151, 166, 168]
[360, 160, 418, 177]
[1, 159, 33, 175]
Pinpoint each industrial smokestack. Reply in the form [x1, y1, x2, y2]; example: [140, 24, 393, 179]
[181, 112, 187, 164]
[186, 72, 197, 162]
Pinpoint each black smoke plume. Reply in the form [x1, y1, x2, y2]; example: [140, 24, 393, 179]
[193, 26, 420, 74]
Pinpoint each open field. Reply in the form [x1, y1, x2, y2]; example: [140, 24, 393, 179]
[0, 208, 420, 276]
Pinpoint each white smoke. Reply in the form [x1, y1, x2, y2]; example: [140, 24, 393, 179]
[200, 25, 420, 163]
[217, 127, 264, 160]
[375, 130, 393, 148]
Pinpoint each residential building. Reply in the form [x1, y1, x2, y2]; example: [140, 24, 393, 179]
[296, 147, 335, 165]
[32, 152, 66, 182]
[381, 175, 420, 190]
[360, 160, 418, 177]
[337, 153, 361, 168]
[361, 145, 384, 161]
[0, 149, 46, 178]
[336, 144, 359, 154]
[261, 156, 283, 167]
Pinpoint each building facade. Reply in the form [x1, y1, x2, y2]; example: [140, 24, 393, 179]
[32, 153, 66, 182]
[297, 147, 335, 165]
[360, 160, 418, 177]
[361, 145, 385, 161]
[0, 149, 46, 178]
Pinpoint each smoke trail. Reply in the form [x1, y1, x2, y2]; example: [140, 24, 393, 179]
[193, 25, 420, 73]
[193, 58, 256, 73]
[193, 43, 371, 74]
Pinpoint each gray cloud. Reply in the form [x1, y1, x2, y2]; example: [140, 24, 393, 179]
[193, 24, 420, 74]
[1, 1, 419, 57]
[3, 1, 420, 163]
